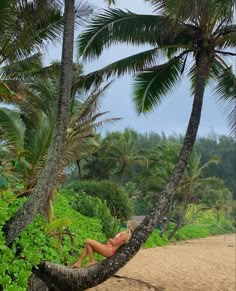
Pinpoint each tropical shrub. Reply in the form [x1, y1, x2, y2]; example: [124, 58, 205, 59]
[207, 222, 235, 235]
[173, 225, 209, 241]
[0, 191, 106, 290]
[61, 189, 120, 238]
[63, 180, 133, 221]
[144, 229, 169, 248]
[185, 204, 216, 224]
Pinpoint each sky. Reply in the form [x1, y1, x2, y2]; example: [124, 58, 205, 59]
[44, 0, 234, 137]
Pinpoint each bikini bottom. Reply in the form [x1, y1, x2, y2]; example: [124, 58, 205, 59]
[105, 244, 115, 255]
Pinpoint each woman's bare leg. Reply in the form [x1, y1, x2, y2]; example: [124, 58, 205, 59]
[85, 243, 96, 267]
[86, 239, 113, 258]
[72, 239, 113, 268]
[71, 245, 88, 267]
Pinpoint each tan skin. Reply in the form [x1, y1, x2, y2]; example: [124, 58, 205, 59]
[71, 229, 130, 268]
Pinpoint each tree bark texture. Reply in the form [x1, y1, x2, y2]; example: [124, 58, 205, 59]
[3, 0, 75, 246]
[33, 50, 211, 290]
[28, 274, 48, 291]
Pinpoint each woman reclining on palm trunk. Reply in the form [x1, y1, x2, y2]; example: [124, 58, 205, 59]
[71, 220, 138, 268]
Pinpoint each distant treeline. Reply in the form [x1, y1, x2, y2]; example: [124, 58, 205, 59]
[65, 129, 235, 200]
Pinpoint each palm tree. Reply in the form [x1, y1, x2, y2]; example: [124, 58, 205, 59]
[0, 0, 93, 101]
[29, 2, 236, 289]
[0, 0, 67, 105]
[201, 186, 233, 225]
[167, 152, 221, 239]
[78, 0, 235, 134]
[0, 62, 115, 221]
[3, 0, 76, 246]
[101, 129, 148, 185]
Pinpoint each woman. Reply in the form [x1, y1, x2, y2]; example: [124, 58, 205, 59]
[71, 220, 138, 268]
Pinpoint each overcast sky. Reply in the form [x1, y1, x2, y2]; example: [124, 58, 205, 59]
[44, 0, 233, 137]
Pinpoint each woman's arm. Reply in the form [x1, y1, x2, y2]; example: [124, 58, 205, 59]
[108, 232, 128, 247]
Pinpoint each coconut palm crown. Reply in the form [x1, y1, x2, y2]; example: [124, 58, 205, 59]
[78, 0, 236, 136]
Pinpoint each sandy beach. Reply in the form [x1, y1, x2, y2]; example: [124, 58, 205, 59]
[87, 234, 236, 291]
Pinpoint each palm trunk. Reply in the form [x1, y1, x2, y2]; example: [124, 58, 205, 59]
[76, 160, 81, 180]
[168, 195, 190, 240]
[120, 164, 127, 185]
[160, 197, 174, 236]
[216, 208, 220, 225]
[92, 153, 96, 179]
[3, 0, 75, 246]
[33, 51, 211, 290]
[191, 203, 195, 224]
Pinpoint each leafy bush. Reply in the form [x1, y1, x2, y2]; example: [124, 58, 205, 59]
[207, 221, 235, 235]
[60, 189, 119, 238]
[185, 205, 216, 224]
[144, 229, 169, 248]
[63, 180, 133, 221]
[0, 191, 106, 290]
[173, 225, 209, 241]
[169, 222, 234, 241]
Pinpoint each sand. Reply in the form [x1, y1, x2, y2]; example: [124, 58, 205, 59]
[87, 234, 236, 291]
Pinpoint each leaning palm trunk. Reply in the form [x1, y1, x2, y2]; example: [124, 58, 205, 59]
[3, 0, 75, 246]
[160, 194, 176, 236]
[168, 195, 191, 240]
[33, 51, 210, 290]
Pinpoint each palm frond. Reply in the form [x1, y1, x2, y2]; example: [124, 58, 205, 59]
[80, 48, 160, 87]
[0, 0, 63, 64]
[78, 9, 170, 59]
[103, 0, 116, 5]
[214, 67, 236, 137]
[145, 0, 201, 22]
[188, 56, 224, 96]
[200, 155, 221, 171]
[74, 1, 94, 28]
[133, 54, 185, 113]
[0, 108, 25, 151]
[69, 82, 111, 128]
[0, 81, 15, 101]
[63, 114, 118, 168]
[0, 55, 44, 97]
[146, 0, 234, 25]
[216, 30, 236, 49]
[206, 56, 229, 85]
[25, 116, 55, 182]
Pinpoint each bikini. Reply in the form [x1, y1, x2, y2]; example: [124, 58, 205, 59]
[105, 243, 116, 254]
[105, 232, 121, 254]
[105, 231, 131, 255]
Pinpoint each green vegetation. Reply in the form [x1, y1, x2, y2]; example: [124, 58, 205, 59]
[1, 127, 234, 290]
[61, 189, 120, 238]
[146, 206, 234, 245]
[0, 191, 106, 290]
[144, 230, 169, 248]
[63, 180, 133, 222]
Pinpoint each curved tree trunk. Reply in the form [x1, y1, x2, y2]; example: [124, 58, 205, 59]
[168, 195, 190, 240]
[3, 0, 75, 246]
[160, 197, 175, 237]
[33, 51, 211, 290]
